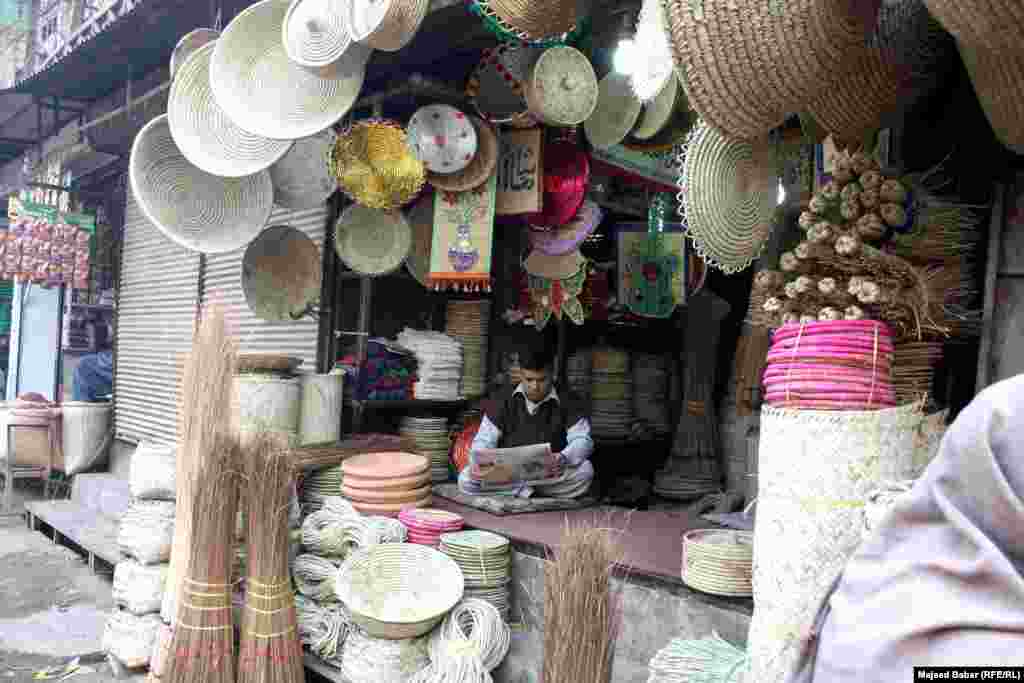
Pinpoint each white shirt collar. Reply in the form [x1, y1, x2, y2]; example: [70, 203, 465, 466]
[514, 384, 558, 416]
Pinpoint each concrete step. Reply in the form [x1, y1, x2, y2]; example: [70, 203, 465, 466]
[72, 474, 131, 521]
[24, 499, 121, 569]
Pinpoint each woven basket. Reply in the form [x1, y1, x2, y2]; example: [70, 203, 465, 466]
[348, 0, 429, 51]
[663, 0, 881, 140]
[210, 0, 367, 140]
[283, 0, 353, 69]
[486, 0, 580, 41]
[681, 529, 753, 597]
[169, 28, 219, 79]
[335, 544, 464, 639]
[242, 225, 322, 321]
[268, 128, 338, 209]
[746, 402, 924, 683]
[585, 72, 642, 150]
[427, 116, 498, 192]
[169, 43, 293, 177]
[129, 115, 273, 254]
[330, 119, 426, 210]
[334, 204, 412, 276]
[523, 46, 598, 127]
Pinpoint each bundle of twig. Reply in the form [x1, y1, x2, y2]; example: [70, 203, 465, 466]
[163, 305, 238, 623]
[238, 431, 304, 683]
[543, 524, 623, 683]
[164, 445, 240, 683]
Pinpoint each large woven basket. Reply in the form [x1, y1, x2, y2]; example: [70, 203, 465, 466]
[267, 128, 338, 209]
[129, 115, 273, 254]
[334, 543, 464, 639]
[663, 0, 881, 140]
[348, 0, 429, 51]
[283, 0, 354, 70]
[680, 529, 753, 598]
[334, 204, 412, 276]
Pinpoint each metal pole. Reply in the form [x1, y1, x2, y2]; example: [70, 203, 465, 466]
[352, 276, 373, 432]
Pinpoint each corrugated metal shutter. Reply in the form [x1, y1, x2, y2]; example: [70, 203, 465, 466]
[200, 205, 328, 372]
[114, 189, 201, 444]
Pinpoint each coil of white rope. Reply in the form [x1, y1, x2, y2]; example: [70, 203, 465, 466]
[408, 598, 511, 682]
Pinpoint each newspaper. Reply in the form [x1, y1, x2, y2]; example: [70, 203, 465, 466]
[470, 443, 553, 486]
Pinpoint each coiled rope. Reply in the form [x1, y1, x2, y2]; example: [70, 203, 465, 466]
[408, 598, 511, 682]
[295, 594, 351, 662]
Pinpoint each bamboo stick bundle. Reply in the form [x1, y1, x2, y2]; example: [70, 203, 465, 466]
[238, 432, 304, 683]
[163, 305, 238, 623]
[164, 444, 240, 683]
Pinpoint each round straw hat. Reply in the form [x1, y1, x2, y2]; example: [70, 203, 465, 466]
[585, 72, 642, 150]
[242, 225, 322, 321]
[524, 248, 586, 280]
[806, 0, 955, 146]
[268, 128, 338, 209]
[663, 0, 881, 140]
[210, 0, 367, 140]
[407, 104, 478, 175]
[678, 121, 777, 274]
[922, 0, 1024, 154]
[427, 116, 498, 192]
[347, 0, 429, 52]
[404, 191, 433, 287]
[330, 119, 426, 210]
[283, 0, 354, 69]
[168, 43, 294, 178]
[170, 28, 219, 80]
[335, 204, 412, 276]
[466, 44, 542, 128]
[523, 139, 590, 228]
[524, 46, 598, 127]
[485, 0, 581, 41]
[129, 115, 273, 254]
[529, 199, 603, 256]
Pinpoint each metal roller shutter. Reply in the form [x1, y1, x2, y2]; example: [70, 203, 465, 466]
[200, 205, 329, 373]
[114, 189, 201, 444]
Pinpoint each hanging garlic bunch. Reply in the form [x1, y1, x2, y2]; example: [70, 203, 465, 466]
[754, 270, 786, 292]
[844, 305, 867, 320]
[834, 233, 863, 257]
[818, 307, 842, 321]
[856, 212, 885, 240]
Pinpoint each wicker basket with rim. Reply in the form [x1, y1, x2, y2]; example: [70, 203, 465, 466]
[523, 46, 598, 127]
[680, 529, 753, 598]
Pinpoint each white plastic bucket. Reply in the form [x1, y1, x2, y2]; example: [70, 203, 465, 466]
[233, 374, 301, 445]
[61, 402, 112, 475]
[298, 373, 344, 446]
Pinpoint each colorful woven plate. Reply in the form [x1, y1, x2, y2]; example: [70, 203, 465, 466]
[407, 104, 478, 174]
[330, 119, 426, 210]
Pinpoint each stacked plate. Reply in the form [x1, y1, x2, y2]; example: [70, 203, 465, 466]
[300, 464, 344, 512]
[340, 452, 431, 516]
[396, 329, 464, 400]
[439, 530, 512, 621]
[445, 300, 491, 399]
[400, 416, 452, 483]
[590, 348, 633, 438]
[653, 464, 720, 501]
[398, 508, 464, 548]
[633, 353, 671, 434]
[566, 349, 592, 407]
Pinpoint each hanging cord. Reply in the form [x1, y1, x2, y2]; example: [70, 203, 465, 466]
[408, 599, 511, 683]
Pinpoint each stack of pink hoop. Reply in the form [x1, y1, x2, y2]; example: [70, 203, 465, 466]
[763, 320, 896, 410]
[398, 508, 465, 548]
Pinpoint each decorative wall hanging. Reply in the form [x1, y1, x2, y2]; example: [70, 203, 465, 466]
[484, 0, 582, 42]
[334, 204, 412, 275]
[523, 46, 599, 127]
[529, 199, 603, 256]
[524, 248, 586, 280]
[427, 172, 498, 291]
[347, 0, 429, 52]
[523, 139, 589, 228]
[168, 43, 294, 177]
[407, 104, 479, 175]
[616, 215, 687, 318]
[404, 190, 434, 287]
[330, 119, 426, 210]
[283, 0, 354, 70]
[267, 128, 338, 209]
[466, 44, 542, 128]
[129, 115, 273, 254]
[527, 260, 587, 331]
[585, 72, 643, 150]
[677, 121, 777, 274]
[628, 0, 674, 102]
[169, 28, 219, 80]
[495, 127, 543, 215]
[210, 0, 368, 140]
[242, 225, 323, 321]
[427, 116, 498, 192]
[663, 0, 880, 140]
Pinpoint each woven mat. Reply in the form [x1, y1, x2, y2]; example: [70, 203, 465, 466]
[432, 483, 597, 516]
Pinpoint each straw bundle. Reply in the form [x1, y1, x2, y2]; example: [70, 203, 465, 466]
[164, 445, 240, 683]
[238, 432, 304, 683]
[163, 306, 237, 623]
[542, 524, 623, 683]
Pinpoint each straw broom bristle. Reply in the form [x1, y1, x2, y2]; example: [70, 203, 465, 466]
[165, 442, 240, 683]
[542, 521, 624, 683]
[239, 431, 304, 683]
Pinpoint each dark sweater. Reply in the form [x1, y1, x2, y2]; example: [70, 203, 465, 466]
[486, 387, 585, 452]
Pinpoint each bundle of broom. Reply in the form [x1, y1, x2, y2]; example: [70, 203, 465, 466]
[238, 431, 304, 683]
[542, 523, 623, 683]
[164, 444, 240, 683]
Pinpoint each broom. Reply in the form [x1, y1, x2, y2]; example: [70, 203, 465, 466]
[164, 443, 240, 683]
[238, 431, 304, 683]
[163, 305, 238, 623]
[542, 522, 623, 683]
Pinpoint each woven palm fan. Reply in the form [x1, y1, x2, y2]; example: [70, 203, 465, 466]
[335, 204, 413, 276]
[404, 191, 434, 287]
[922, 0, 1024, 154]
[585, 72, 642, 150]
[268, 128, 338, 209]
[677, 121, 777, 274]
[524, 46, 599, 127]
[806, 0, 955, 147]
[242, 225, 322, 321]
[662, 0, 881, 140]
[329, 119, 426, 210]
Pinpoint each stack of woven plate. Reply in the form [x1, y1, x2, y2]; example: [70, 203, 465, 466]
[340, 452, 431, 516]
[566, 348, 592, 408]
[633, 353, 671, 434]
[445, 300, 491, 399]
[439, 530, 512, 621]
[679, 529, 753, 598]
[396, 329, 463, 400]
[299, 464, 344, 513]
[400, 416, 452, 483]
[398, 508, 465, 548]
[590, 348, 633, 438]
[763, 320, 896, 410]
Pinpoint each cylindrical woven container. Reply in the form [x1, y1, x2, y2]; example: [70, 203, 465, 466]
[60, 402, 111, 475]
[663, 0, 881, 140]
[680, 529, 753, 598]
[299, 373, 344, 445]
[348, 0, 429, 51]
[523, 46, 598, 127]
[233, 374, 302, 446]
[746, 402, 924, 683]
